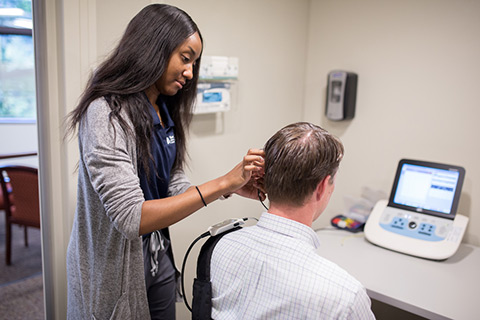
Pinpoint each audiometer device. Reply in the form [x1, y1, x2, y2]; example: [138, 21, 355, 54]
[364, 159, 468, 260]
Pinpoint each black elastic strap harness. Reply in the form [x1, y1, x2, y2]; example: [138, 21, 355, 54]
[182, 226, 242, 320]
[192, 227, 241, 320]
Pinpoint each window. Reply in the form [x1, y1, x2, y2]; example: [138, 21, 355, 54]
[0, 0, 35, 123]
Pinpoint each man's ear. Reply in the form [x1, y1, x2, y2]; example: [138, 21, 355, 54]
[315, 175, 332, 201]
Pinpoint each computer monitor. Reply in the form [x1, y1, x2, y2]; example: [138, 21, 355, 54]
[388, 159, 465, 220]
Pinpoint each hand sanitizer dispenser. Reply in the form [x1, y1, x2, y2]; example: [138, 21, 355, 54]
[326, 70, 357, 121]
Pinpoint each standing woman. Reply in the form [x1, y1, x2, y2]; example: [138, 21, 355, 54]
[65, 4, 264, 320]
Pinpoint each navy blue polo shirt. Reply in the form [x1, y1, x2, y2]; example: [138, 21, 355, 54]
[139, 95, 178, 283]
[138, 95, 176, 202]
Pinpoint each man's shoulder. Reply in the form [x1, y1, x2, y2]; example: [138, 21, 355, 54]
[301, 252, 366, 296]
[212, 226, 257, 252]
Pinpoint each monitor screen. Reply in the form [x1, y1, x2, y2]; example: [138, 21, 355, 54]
[388, 159, 465, 219]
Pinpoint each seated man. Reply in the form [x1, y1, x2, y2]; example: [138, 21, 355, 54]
[211, 122, 375, 319]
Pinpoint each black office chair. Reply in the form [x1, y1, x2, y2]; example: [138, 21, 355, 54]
[0, 165, 41, 265]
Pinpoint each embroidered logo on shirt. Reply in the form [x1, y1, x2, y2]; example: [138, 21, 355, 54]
[166, 135, 176, 145]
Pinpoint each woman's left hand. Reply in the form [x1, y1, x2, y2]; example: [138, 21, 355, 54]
[235, 172, 266, 201]
[223, 148, 266, 200]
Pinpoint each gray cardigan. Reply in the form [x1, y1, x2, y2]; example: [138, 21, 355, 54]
[66, 97, 190, 319]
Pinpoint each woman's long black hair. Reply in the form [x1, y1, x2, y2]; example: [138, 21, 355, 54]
[66, 4, 203, 172]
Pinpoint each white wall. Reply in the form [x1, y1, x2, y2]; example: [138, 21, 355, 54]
[304, 0, 480, 247]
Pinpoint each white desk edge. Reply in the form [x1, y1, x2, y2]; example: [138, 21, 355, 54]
[315, 228, 480, 320]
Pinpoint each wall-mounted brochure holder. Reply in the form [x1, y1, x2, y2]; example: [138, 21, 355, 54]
[194, 56, 238, 114]
[199, 56, 238, 80]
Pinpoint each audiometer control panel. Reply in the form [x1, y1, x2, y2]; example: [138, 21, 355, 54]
[379, 207, 454, 242]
